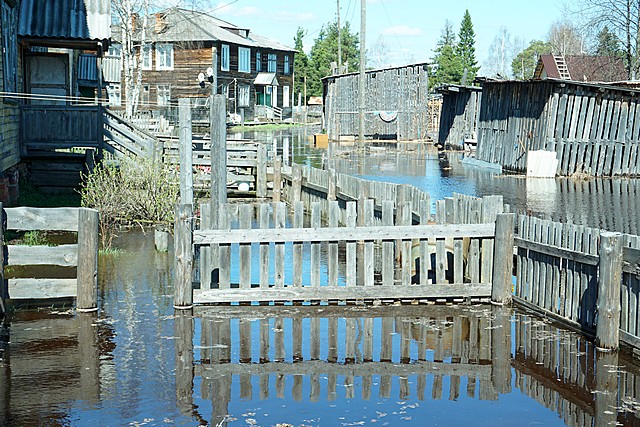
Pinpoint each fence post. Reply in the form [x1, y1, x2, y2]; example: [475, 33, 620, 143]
[256, 143, 267, 198]
[292, 163, 302, 204]
[272, 156, 282, 202]
[77, 208, 99, 312]
[174, 203, 193, 309]
[210, 94, 227, 228]
[596, 231, 623, 351]
[491, 213, 515, 305]
[179, 98, 193, 207]
[328, 168, 337, 201]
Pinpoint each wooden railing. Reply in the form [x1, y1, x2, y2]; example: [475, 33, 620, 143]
[20, 105, 101, 156]
[102, 109, 159, 159]
[0, 205, 99, 313]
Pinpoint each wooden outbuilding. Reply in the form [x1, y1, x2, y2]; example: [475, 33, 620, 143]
[323, 63, 430, 142]
[475, 78, 640, 177]
[437, 84, 482, 150]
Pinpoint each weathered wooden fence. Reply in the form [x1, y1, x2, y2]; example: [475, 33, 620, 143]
[513, 214, 640, 351]
[324, 63, 431, 141]
[165, 136, 270, 196]
[183, 305, 511, 426]
[1, 205, 99, 312]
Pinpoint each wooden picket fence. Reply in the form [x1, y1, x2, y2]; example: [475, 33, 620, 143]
[0, 205, 99, 312]
[513, 214, 640, 350]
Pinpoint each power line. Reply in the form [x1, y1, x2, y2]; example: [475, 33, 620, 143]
[379, 0, 408, 65]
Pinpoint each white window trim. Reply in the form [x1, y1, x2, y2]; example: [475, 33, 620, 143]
[107, 84, 122, 107]
[155, 43, 174, 70]
[221, 44, 230, 72]
[238, 84, 249, 107]
[157, 84, 171, 106]
[267, 53, 277, 73]
[238, 47, 251, 73]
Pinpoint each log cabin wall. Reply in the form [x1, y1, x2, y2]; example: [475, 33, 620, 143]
[437, 85, 482, 150]
[475, 79, 640, 177]
[324, 63, 430, 142]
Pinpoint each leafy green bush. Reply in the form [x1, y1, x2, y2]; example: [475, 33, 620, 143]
[80, 155, 179, 247]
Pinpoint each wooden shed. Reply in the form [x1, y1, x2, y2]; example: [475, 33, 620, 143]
[475, 79, 640, 177]
[323, 63, 430, 142]
[437, 84, 482, 150]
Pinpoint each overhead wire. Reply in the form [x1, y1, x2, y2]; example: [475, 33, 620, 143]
[379, 0, 409, 65]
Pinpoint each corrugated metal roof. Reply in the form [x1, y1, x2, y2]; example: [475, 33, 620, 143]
[113, 8, 296, 53]
[77, 53, 121, 85]
[19, 0, 110, 42]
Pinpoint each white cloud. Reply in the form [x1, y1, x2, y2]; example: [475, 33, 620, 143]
[381, 25, 423, 37]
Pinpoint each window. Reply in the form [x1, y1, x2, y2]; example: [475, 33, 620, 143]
[221, 83, 229, 99]
[2, 1, 18, 94]
[108, 43, 122, 58]
[256, 52, 262, 72]
[284, 55, 290, 75]
[140, 84, 150, 106]
[107, 84, 121, 107]
[155, 43, 173, 70]
[140, 44, 152, 70]
[267, 53, 277, 73]
[221, 44, 230, 71]
[283, 86, 290, 108]
[238, 47, 251, 73]
[157, 84, 171, 106]
[238, 84, 249, 107]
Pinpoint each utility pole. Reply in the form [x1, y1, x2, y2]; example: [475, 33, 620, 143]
[337, 0, 342, 73]
[358, 0, 366, 153]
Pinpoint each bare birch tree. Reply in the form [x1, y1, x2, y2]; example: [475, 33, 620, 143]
[547, 20, 584, 56]
[485, 27, 522, 78]
[112, 0, 149, 117]
[570, 0, 640, 78]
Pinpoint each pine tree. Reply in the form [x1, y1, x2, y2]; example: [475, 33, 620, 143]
[595, 26, 622, 58]
[511, 40, 552, 80]
[431, 20, 463, 88]
[456, 10, 479, 83]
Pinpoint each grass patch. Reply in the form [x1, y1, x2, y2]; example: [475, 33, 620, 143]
[99, 247, 124, 255]
[229, 123, 302, 132]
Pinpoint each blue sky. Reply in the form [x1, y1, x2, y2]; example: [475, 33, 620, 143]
[208, 0, 566, 75]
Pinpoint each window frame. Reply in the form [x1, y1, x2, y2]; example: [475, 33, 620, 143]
[283, 85, 290, 108]
[221, 44, 230, 71]
[157, 84, 171, 106]
[256, 51, 262, 72]
[238, 46, 251, 73]
[2, 0, 18, 96]
[238, 84, 250, 107]
[284, 55, 290, 75]
[155, 43, 174, 70]
[267, 53, 277, 73]
[107, 84, 122, 107]
[140, 43, 152, 70]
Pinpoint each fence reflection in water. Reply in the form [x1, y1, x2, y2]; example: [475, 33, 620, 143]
[178, 305, 511, 426]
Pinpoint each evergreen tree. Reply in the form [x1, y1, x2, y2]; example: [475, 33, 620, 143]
[431, 20, 463, 88]
[292, 27, 308, 105]
[305, 20, 359, 98]
[511, 40, 552, 80]
[595, 26, 622, 57]
[456, 10, 479, 83]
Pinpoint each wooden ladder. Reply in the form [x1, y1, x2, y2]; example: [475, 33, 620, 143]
[554, 55, 571, 80]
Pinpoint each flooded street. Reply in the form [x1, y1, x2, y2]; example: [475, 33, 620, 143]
[3, 127, 640, 425]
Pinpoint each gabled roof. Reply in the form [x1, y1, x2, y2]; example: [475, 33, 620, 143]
[18, 0, 111, 47]
[254, 73, 279, 86]
[116, 7, 296, 53]
[534, 54, 627, 83]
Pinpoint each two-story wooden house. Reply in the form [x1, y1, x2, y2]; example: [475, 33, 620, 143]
[111, 7, 297, 121]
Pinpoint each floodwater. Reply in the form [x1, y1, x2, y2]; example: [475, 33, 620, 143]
[3, 127, 640, 426]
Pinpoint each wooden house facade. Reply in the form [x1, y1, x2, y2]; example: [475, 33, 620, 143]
[111, 8, 296, 121]
[475, 79, 640, 177]
[323, 63, 430, 142]
[437, 84, 482, 150]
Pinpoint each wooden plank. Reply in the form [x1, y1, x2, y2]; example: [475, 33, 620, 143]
[364, 199, 374, 287]
[274, 202, 285, 287]
[195, 283, 492, 303]
[382, 201, 395, 287]
[194, 223, 496, 245]
[311, 202, 321, 287]
[9, 278, 77, 299]
[5, 207, 79, 231]
[259, 203, 270, 289]
[219, 204, 231, 289]
[346, 202, 357, 288]
[239, 204, 252, 289]
[7, 244, 78, 266]
[328, 201, 339, 286]
[293, 201, 304, 287]
[513, 238, 599, 266]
